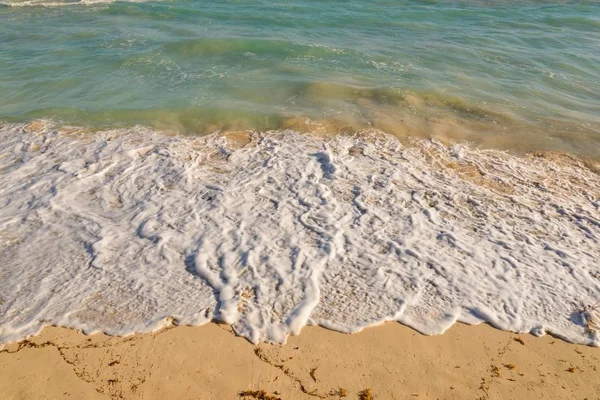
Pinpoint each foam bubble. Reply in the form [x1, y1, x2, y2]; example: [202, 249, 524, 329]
[0, 122, 598, 346]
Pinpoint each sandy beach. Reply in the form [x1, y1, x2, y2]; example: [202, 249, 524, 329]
[1, 322, 598, 400]
[1, 2, 600, 399]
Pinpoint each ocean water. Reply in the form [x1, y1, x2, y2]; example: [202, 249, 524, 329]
[0, 1, 599, 347]
[1, 0, 599, 156]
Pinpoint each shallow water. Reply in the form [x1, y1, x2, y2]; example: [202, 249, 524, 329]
[0, 121, 599, 346]
[1, 0, 599, 156]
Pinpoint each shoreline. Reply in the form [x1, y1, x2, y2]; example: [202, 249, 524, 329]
[5, 118, 600, 163]
[3, 2, 600, 398]
[1, 322, 599, 399]
[0, 122, 599, 398]
[0, 122, 599, 348]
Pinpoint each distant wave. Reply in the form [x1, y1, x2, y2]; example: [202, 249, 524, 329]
[0, 121, 598, 346]
[0, 0, 149, 7]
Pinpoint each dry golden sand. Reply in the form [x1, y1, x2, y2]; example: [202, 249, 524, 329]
[1, 323, 599, 400]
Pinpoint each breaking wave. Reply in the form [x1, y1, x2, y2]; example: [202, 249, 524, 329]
[0, 121, 598, 346]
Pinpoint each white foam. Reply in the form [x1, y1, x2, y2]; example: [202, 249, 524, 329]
[0, 122, 598, 346]
[0, 0, 151, 7]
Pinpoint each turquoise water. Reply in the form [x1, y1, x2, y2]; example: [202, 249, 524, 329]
[1, 0, 599, 156]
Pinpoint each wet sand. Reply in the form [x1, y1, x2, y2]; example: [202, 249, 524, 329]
[1, 322, 598, 399]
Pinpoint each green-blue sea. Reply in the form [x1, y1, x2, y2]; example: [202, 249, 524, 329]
[1, 0, 599, 156]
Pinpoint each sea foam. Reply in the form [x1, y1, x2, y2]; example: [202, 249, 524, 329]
[0, 0, 150, 7]
[0, 122, 598, 346]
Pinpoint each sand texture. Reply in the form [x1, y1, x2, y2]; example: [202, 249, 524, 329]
[1, 322, 599, 400]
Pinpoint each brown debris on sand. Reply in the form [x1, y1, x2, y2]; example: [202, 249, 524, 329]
[513, 337, 525, 345]
[358, 388, 373, 400]
[238, 389, 282, 400]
